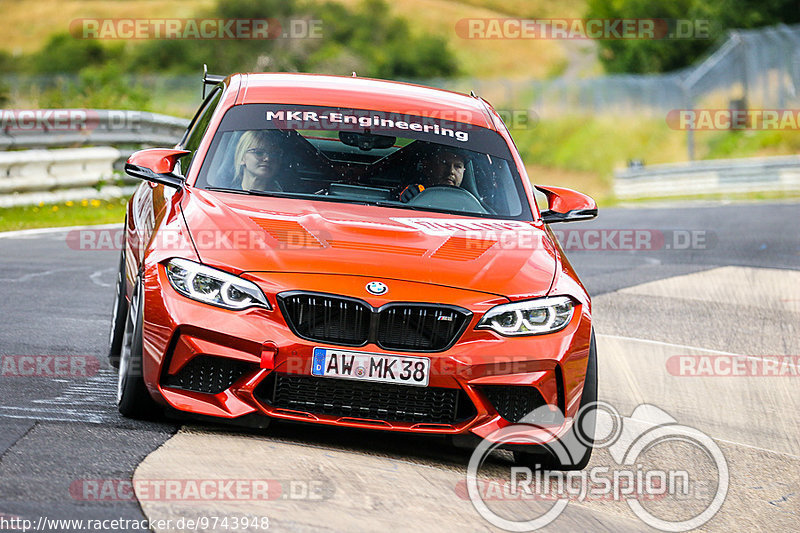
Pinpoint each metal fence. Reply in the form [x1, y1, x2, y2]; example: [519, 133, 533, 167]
[440, 23, 800, 119]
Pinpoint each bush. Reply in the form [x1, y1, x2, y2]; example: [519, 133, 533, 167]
[307, 0, 458, 78]
[30, 33, 119, 74]
[199, 0, 459, 78]
[8, 0, 458, 110]
[37, 63, 151, 110]
[127, 39, 206, 74]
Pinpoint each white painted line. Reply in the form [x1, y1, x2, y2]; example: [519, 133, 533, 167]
[620, 414, 800, 461]
[0, 267, 89, 283]
[597, 333, 737, 355]
[90, 268, 115, 288]
[618, 266, 800, 313]
[0, 223, 122, 239]
[705, 435, 800, 460]
[598, 333, 800, 370]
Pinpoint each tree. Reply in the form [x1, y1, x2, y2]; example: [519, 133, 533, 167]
[587, 0, 800, 74]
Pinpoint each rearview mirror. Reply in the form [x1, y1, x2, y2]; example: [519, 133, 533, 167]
[339, 131, 396, 151]
[535, 185, 598, 223]
[125, 148, 191, 189]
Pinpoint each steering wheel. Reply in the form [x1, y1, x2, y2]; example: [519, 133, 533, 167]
[406, 185, 489, 214]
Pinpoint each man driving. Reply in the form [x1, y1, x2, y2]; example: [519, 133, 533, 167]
[399, 147, 468, 202]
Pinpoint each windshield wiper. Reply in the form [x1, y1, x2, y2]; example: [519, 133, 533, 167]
[207, 186, 381, 205]
[374, 200, 501, 217]
[204, 186, 265, 196]
[205, 188, 464, 214]
[373, 201, 449, 213]
[204, 187, 302, 199]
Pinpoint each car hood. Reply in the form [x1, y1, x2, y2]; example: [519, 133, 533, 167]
[180, 189, 558, 298]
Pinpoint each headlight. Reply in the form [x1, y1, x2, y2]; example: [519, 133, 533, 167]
[165, 258, 271, 310]
[477, 296, 575, 336]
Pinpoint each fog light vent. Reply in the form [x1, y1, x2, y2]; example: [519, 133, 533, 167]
[164, 355, 252, 394]
[481, 385, 548, 424]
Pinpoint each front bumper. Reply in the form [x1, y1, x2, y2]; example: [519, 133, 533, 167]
[141, 263, 593, 446]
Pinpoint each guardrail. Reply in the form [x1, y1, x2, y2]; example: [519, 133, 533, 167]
[614, 155, 800, 199]
[0, 147, 138, 208]
[0, 109, 189, 207]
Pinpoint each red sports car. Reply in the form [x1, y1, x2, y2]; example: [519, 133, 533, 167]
[109, 72, 598, 469]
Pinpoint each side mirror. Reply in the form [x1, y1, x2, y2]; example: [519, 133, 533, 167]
[125, 148, 191, 189]
[535, 185, 598, 223]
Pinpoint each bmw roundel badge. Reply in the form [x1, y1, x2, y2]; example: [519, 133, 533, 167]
[366, 281, 388, 295]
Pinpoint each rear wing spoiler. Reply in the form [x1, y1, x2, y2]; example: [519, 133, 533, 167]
[202, 64, 226, 98]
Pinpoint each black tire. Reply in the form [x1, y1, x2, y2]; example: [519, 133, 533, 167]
[514, 329, 598, 470]
[117, 274, 160, 419]
[108, 247, 128, 369]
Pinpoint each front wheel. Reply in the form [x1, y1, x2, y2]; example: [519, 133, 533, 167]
[514, 329, 598, 470]
[108, 247, 128, 369]
[117, 274, 159, 419]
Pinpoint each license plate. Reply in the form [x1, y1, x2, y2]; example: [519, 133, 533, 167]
[311, 347, 430, 387]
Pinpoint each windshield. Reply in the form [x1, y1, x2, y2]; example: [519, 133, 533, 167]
[194, 104, 532, 219]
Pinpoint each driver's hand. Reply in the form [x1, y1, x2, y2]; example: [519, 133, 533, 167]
[399, 184, 425, 202]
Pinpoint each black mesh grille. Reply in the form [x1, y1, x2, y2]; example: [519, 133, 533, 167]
[281, 294, 371, 346]
[163, 356, 253, 395]
[481, 385, 547, 423]
[257, 373, 476, 424]
[377, 305, 468, 351]
[278, 292, 470, 352]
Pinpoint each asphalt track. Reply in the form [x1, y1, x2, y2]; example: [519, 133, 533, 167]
[0, 200, 798, 532]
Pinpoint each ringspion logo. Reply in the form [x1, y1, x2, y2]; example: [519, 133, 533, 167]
[466, 402, 728, 531]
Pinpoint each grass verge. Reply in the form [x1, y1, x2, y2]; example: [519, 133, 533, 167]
[0, 197, 128, 232]
[611, 190, 800, 207]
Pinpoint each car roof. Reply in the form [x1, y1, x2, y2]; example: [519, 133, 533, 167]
[232, 73, 498, 130]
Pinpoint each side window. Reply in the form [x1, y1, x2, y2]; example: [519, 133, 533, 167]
[178, 87, 222, 175]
